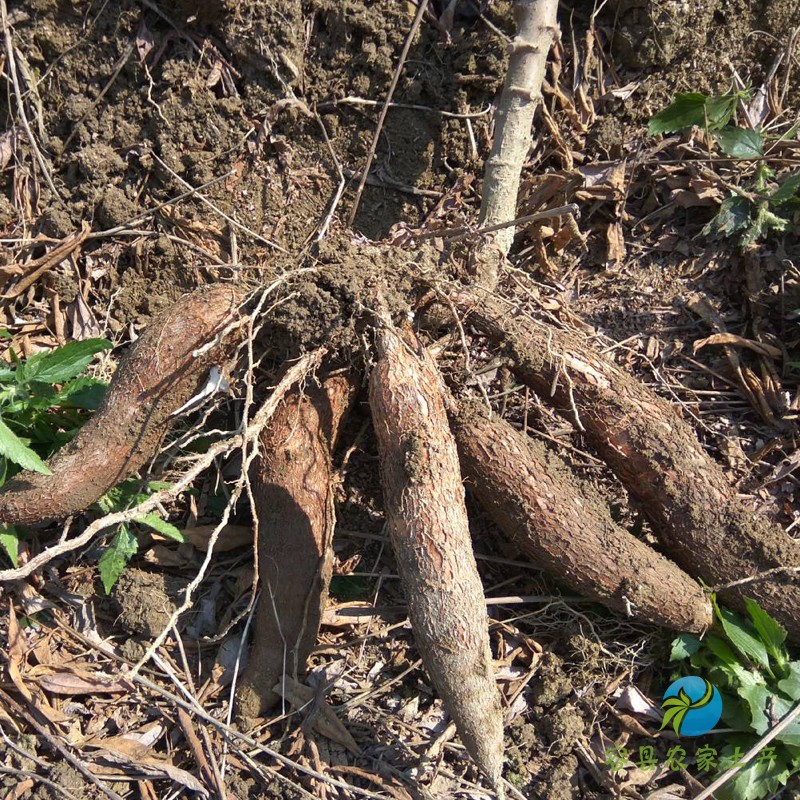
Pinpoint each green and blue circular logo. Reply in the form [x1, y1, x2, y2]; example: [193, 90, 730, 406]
[660, 677, 722, 736]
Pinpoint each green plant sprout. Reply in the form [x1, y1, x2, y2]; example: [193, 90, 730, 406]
[669, 597, 800, 800]
[94, 479, 184, 594]
[649, 89, 800, 247]
[0, 337, 109, 566]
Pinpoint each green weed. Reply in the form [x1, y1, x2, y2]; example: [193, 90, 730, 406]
[0, 338, 184, 590]
[670, 597, 800, 799]
[649, 90, 799, 247]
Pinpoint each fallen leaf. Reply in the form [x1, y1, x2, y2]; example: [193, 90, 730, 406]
[606, 221, 626, 265]
[35, 670, 131, 696]
[273, 678, 362, 756]
[183, 524, 252, 552]
[693, 333, 782, 358]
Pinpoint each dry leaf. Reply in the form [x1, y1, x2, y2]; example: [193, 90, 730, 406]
[321, 601, 380, 627]
[693, 333, 782, 358]
[35, 670, 130, 696]
[183, 523, 252, 552]
[273, 678, 362, 756]
[606, 221, 626, 265]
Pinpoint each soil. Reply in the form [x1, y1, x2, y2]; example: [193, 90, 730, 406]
[1, 0, 799, 799]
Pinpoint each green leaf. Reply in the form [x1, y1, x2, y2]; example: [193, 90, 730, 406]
[53, 377, 107, 410]
[714, 600, 771, 672]
[777, 662, 800, 700]
[740, 204, 791, 247]
[670, 634, 702, 661]
[0, 416, 51, 474]
[744, 597, 787, 669]
[715, 741, 792, 800]
[0, 525, 18, 567]
[737, 679, 772, 734]
[705, 91, 745, 130]
[134, 513, 184, 543]
[702, 195, 753, 239]
[715, 127, 764, 159]
[21, 339, 111, 385]
[770, 173, 800, 206]
[98, 525, 138, 594]
[648, 92, 709, 135]
[705, 635, 740, 667]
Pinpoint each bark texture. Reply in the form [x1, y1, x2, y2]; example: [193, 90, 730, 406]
[236, 375, 355, 720]
[369, 321, 505, 794]
[454, 290, 800, 640]
[453, 406, 713, 632]
[478, 0, 559, 261]
[0, 284, 244, 527]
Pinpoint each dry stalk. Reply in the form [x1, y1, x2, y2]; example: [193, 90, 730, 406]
[347, 0, 430, 225]
[475, 0, 559, 286]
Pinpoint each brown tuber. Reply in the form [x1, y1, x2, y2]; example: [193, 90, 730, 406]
[236, 374, 355, 720]
[452, 404, 713, 633]
[454, 289, 800, 641]
[0, 284, 244, 528]
[369, 319, 505, 795]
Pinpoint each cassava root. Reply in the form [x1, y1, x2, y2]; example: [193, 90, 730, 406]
[0, 284, 245, 527]
[236, 374, 356, 720]
[453, 289, 800, 640]
[452, 403, 713, 633]
[369, 319, 505, 795]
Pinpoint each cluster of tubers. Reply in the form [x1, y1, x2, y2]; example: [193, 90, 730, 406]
[2, 1, 798, 795]
[1, 277, 798, 795]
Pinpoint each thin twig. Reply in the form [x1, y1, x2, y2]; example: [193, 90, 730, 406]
[86, 171, 237, 239]
[150, 152, 288, 253]
[693, 699, 800, 800]
[0, 0, 61, 201]
[414, 203, 579, 242]
[711, 564, 800, 592]
[125, 673, 388, 800]
[319, 95, 491, 119]
[346, 0, 430, 225]
[0, 688, 125, 800]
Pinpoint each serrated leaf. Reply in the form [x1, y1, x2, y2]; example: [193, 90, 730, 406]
[770, 173, 800, 206]
[737, 680, 772, 734]
[0, 525, 18, 567]
[715, 127, 764, 158]
[704, 93, 740, 130]
[777, 662, 800, 700]
[744, 597, 787, 669]
[670, 633, 702, 661]
[98, 525, 138, 594]
[0, 416, 51, 474]
[648, 92, 709, 135]
[22, 339, 111, 385]
[715, 601, 771, 672]
[702, 195, 753, 239]
[715, 742, 792, 800]
[54, 377, 107, 410]
[134, 513, 184, 543]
